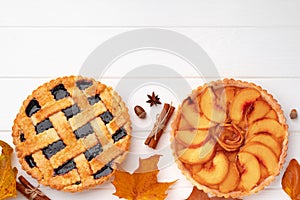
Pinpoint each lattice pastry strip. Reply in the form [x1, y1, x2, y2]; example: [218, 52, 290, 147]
[49, 139, 86, 169]
[16, 129, 60, 157]
[99, 87, 121, 115]
[32, 82, 55, 106]
[50, 169, 81, 190]
[31, 97, 74, 125]
[89, 144, 124, 174]
[49, 112, 77, 146]
[68, 101, 107, 131]
[12, 76, 131, 192]
[90, 118, 112, 146]
[66, 86, 90, 110]
[107, 112, 129, 136]
[84, 81, 106, 97]
[32, 151, 54, 182]
[12, 113, 38, 145]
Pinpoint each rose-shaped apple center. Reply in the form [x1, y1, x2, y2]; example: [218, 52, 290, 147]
[215, 125, 244, 152]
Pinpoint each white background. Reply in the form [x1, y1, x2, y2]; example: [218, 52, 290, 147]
[1, 0, 300, 199]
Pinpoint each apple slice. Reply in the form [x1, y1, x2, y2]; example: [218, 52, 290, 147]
[177, 114, 191, 130]
[180, 98, 201, 129]
[216, 86, 236, 111]
[247, 118, 286, 140]
[229, 88, 260, 123]
[175, 130, 210, 147]
[197, 115, 217, 129]
[181, 113, 217, 130]
[200, 87, 226, 123]
[219, 162, 240, 193]
[241, 142, 278, 175]
[265, 109, 278, 120]
[259, 164, 269, 183]
[238, 152, 260, 191]
[194, 152, 229, 185]
[247, 134, 281, 158]
[177, 140, 216, 165]
[225, 151, 238, 162]
[223, 86, 236, 110]
[181, 97, 216, 129]
[181, 97, 198, 112]
[247, 100, 271, 124]
[191, 164, 203, 175]
[224, 87, 236, 103]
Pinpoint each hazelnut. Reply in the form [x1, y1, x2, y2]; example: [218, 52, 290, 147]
[134, 105, 146, 119]
[290, 109, 298, 119]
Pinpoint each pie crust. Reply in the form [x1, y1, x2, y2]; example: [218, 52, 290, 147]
[171, 79, 288, 198]
[12, 76, 131, 192]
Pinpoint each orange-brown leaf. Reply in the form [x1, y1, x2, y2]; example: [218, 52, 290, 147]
[186, 187, 241, 200]
[282, 159, 300, 200]
[135, 154, 160, 173]
[186, 187, 210, 200]
[112, 155, 176, 200]
[0, 141, 18, 200]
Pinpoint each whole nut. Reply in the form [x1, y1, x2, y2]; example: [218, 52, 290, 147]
[290, 109, 298, 119]
[134, 105, 146, 119]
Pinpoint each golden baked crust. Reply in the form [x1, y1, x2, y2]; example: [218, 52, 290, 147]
[171, 79, 288, 198]
[12, 76, 131, 192]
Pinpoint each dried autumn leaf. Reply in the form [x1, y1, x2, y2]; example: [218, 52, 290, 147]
[112, 155, 176, 200]
[282, 159, 300, 200]
[186, 187, 210, 200]
[0, 140, 18, 200]
[186, 187, 241, 200]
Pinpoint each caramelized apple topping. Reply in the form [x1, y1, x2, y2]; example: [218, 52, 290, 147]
[172, 79, 288, 197]
[215, 124, 244, 152]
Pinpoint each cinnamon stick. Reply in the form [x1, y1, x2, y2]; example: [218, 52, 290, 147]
[145, 103, 175, 149]
[17, 176, 51, 200]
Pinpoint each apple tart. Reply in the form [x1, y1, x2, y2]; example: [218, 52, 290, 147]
[171, 79, 288, 198]
[12, 76, 131, 192]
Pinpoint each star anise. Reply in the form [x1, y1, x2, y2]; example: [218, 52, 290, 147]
[146, 92, 162, 107]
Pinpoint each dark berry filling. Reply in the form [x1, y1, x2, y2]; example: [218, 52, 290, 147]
[20, 133, 26, 142]
[35, 118, 53, 134]
[51, 84, 70, 100]
[99, 111, 113, 125]
[54, 159, 76, 176]
[74, 123, 93, 139]
[25, 99, 41, 117]
[42, 140, 66, 159]
[62, 104, 80, 119]
[25, 155, 36, 168]
[93, 162, 113, 179]
[88, 95, 101, 105]
[76, 80, 93, 90]
[84, 144, 103, 161]
[74, 181, 81, 185]
[112, 127, 127, 143]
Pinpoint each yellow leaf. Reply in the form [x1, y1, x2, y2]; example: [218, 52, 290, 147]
[112, 155, 176, 200]
[141, 181, 175, 200]
[0, 141, 18, 200]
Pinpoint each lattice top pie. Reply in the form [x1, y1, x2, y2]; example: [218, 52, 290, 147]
[171, 79, 288, 198]
[12, 76, 131, 192]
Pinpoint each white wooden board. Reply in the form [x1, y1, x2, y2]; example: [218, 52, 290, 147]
[0, 0, 300, 27]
